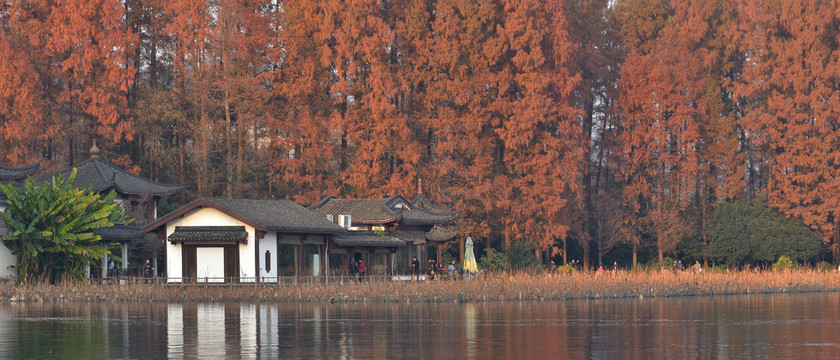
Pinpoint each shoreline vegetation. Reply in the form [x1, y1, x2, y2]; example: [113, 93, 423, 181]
[2, 269, 840, 303]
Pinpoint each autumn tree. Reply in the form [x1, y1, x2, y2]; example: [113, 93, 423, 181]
[733, 0, 840, 260]
[0, 0, 136, 168]
[616, 0, 717, 263]
[565, 0, 623, 268]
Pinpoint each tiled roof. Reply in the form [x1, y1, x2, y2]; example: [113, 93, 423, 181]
[393, 230, 426, 244]
[44, 158, 187, 196]
[206, 198, 346, 233]
[411, 193, 451, 212]
[332, 231, 405, 247]
[0, 162, 40, 181]
[401, 208, 458, 225]
[93, 225, 144, 242]
[145, 198, 347, 235]
[426, 226, 458, 242]
[310, 196, 409, 224]
[168, 226, 248, 244]
[403, 193, 458, 225]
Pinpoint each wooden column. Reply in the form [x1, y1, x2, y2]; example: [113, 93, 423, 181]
[122, 244, 129, 270]
[101, 244, 109, 280]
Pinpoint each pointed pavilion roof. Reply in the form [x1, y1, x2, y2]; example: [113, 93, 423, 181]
[42, 158, 188, 197]
[402, 193, 458, 225]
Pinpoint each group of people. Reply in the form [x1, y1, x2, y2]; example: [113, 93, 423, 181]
[672, 260, 703, 274]
[408, 257, 459, 280]
[348, 259, 367, 281]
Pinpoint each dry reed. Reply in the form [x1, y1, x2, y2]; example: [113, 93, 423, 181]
[1, 269, 838, 303]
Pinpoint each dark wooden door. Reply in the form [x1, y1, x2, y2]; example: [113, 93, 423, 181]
[224, 246, 238, 283]
[183, 246, 197, 282]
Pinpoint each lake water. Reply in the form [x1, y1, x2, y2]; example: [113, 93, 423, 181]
[1, 292, 839, 359]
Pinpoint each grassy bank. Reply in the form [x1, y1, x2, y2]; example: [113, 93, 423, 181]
[2, 269, 839, 303]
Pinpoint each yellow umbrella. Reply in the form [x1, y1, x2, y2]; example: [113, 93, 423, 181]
[464, 236, 478, 274]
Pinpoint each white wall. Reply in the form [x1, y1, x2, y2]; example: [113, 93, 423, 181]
[165, 207, 257, 282]
[196, 247, 225, 282]
[0, 203, 16, 279]
[259, 232, 278, 282]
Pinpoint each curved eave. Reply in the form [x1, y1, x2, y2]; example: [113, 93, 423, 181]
[267, 226, 346, 234]
[114, 182, 190, 197]
[0, 162, 41, 180]
[350, 216, 402, 225]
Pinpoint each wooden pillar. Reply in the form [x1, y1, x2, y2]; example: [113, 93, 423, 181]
[389, 252, 395, 276]
[321, 244, 328, 282]
[101, 244, 109, 280]
[276, 234, 281, 284]
[294, 245, 300, 280]
[459, 237, 465, 263]
[122, 244, 129, 270]
[254, 236, 261, 285]
[436, 243, 442, 264]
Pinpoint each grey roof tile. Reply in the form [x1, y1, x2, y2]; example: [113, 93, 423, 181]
[206, 198, 346, 233]
[332, 231, 405, 247]
[168, 226, 248, 244]
[147, 198, 347, 235]
[310, 196, 405, 224]
[44, 158, 187, 196]
[93, 225, 144, 242]
[426, 226, 458, 242]
[401, 208, 458, 225]
[0, 162, 39, 181]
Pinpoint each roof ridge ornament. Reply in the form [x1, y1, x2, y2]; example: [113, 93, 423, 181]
[90, 140, 101, 159]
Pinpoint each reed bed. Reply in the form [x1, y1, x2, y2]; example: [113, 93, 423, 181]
[2, 269, 839, 303]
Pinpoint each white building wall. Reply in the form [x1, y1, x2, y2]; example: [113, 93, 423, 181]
[0, 203, 16, 279]
[165, 207, 257, 283]
[259, 232, 278, 282]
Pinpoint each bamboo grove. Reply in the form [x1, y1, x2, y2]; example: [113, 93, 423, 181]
[2, 0, 840, 267]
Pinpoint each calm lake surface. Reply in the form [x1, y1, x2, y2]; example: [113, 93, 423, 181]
[1, 292, 839, 359]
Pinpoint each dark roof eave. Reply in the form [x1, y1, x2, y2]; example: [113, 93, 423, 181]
[115, 182, 190, 197]
[269, 227, 346, 234]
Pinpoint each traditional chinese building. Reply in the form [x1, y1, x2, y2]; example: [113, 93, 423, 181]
[143, 198, 346, 283]
[309, 192, 458, 274]
[40, 143, 188, 279]
[0, 162, 41, 279]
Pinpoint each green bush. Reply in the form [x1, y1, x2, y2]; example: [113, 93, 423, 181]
[816, 261, 835, 272]
[508, 241, 539, 270]
[479, 248, 509, 272]
[708, 265, 728, 273]
[705, 196, 821, 267]
[660, 257, 677, 269]
[555, 264, 575, 274]
[773, 255, 796, 271]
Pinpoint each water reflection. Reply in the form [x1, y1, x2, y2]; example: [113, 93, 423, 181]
[1, 293, 840, 358]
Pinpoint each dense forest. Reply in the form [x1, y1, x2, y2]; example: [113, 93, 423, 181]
[1, 0, 837, 268]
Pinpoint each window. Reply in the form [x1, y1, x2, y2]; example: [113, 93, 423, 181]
[265, 250, 271, 272]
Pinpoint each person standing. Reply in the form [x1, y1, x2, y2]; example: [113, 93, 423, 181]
[358, 259, 366, 280]
[143, 259, 153, 278]
[411, 257, 420, 280]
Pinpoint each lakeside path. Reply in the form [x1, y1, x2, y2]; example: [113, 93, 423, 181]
[2, 270, 839, 303]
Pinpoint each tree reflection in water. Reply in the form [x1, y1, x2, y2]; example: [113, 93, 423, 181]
[1, 292, 840, 358]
